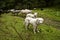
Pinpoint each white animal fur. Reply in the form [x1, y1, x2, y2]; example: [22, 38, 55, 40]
[26, 12, 37, 18]
[20, 9, 32, 14]
[24, 17, 44, 34]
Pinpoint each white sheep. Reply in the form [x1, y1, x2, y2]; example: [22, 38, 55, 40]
[26, 12, 37, 18]
[20, 9, 32, 14]
[9, 9, 20, 15]
[33, 12, 37, 17]
[24, 17, 44, 34]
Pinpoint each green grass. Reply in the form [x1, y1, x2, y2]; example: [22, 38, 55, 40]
[0, 7, 60, 40]
[33, 8, 60, 21]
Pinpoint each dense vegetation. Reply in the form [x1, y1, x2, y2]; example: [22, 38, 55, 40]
[0, 7, 60, 40]
[0, 0, 60, 9]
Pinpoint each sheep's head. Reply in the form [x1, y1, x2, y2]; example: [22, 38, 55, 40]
[34, 12, 37, 17]
[37, 18, 44, 24]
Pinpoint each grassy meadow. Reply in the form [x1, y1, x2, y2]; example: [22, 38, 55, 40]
[0, 7, 60, 40]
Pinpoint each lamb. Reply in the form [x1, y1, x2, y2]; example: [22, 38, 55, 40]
[24, 17, 44, 34]
[26, 12, 37, 18]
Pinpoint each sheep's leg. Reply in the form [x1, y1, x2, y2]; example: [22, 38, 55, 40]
[33, 25, 36, 34]
[25, 23, 28, 30]
[36, 26, 39, 33]
[25, 22, 29, 30]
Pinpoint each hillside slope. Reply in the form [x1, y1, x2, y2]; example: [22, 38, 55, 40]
[0, 8, 60, 40]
